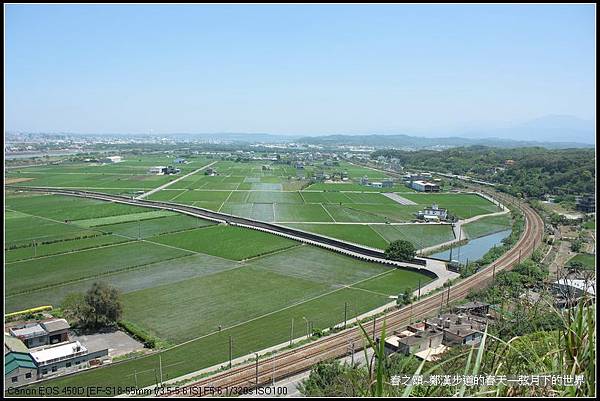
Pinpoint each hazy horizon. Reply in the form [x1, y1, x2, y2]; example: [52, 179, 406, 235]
[5, 4, 596, 141]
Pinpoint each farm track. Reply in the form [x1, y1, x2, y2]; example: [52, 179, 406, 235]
[6, 186, 431, 272]
[6, 186, 542, 397]
[153, 189, 543, 397]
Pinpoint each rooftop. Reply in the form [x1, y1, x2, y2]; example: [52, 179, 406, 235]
[30, 341, 87, 365]
[4, 334, 29, 354]
[10, 324, 47, 339]
[40, 318, 70, 333]
[553, 279, 596, 296]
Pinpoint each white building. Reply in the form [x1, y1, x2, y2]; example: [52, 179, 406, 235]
[101, 156, 122, 163]
[30, 341, 108, 379]
[417, 204, 448, 221]
[148, 166, 166, 175]
[411, 180, 440, 192]
[552, 279, 595, 298]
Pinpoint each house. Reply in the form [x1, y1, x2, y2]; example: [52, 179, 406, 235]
[382, 179, 394, 188]
[174, 158, 187, 164]
[393, 328, 444, 356]
[9, 324, 48, 349]
[148, 166, 166, 175]
[424, 313, 486, 347]
[454, 301, 490, 316]
[40, 319, 70, 345]
[205, 167, 217, 176]
[416, 204, 448, 221]
[370, 182, 383, 188]
[9, 318, 71, 349]
[360, 176, 369, 186]
[4, 335, 37, 389]
[162, 166, 180, 175]
[411, 180, 441, 192]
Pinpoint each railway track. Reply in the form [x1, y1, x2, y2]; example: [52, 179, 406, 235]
[157, 189, 544, 397]
[6, 186, 431, 272]
[6, 185, 542, 397]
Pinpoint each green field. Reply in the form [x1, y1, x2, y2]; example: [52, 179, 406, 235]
[6, 157, 453, 394]
[567, 253, 596, 270]
[462, 214, 513, 239]
[150, 225, 298, 260]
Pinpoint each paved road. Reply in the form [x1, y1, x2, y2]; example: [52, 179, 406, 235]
[136, 161, 218, 199]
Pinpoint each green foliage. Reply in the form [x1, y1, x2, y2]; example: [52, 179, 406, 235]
[372, 146, 595, 198]
[396, 289, 414, 307]
[570, 239, 584, 252]
[118, 320, 170, 349]
[82, 282, 123, 329]
[385, 240, 416, 261]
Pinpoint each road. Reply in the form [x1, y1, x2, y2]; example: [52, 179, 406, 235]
[156, 187, 543, 397]
[6, 184, 542, 398]
[135, 161, 217, 200]
[7, 186, 443, 280]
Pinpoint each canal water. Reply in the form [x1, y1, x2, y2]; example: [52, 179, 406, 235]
[430, 229, 512, 264]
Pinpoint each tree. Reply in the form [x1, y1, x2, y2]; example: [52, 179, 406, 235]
[384, 240, 416, 261]
[60, 292, 92, 326]
[396, 289, 414, 307]
[84, 282, 123, 329]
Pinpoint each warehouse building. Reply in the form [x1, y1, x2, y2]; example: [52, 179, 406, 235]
[411, 180, 441, 192]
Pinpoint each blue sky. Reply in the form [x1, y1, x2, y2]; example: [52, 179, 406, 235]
[5, 4, 596, 135]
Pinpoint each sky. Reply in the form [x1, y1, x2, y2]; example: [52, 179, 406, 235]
[4, 4, 596, 136]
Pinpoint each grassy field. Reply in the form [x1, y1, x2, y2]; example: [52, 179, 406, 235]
[401, 193, 501, 219]
[567, 253, 596, 270]
[150, 225, 298, 260]
[462, 214, 513, 239]
[5, 234, 131, 263]
[6, 158, 447, 394]
[5, 155, 213, 190]
[285, 224, 389, 249]
[42, 286, 389, 394]
[5, 241, 192, 297]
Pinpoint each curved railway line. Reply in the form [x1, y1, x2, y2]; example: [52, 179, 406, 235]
[160, 189, 543, 397]
[6, 185, 543, 397]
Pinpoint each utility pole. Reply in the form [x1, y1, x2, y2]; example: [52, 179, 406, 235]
[344, 302, 348, 329]
[372, 316, 376, 341]
[159, 354, 163, 385]
[456, 227, 462, 263]
[302, 317, 309, 339]
[518, 249, 522, 264]
[255, 353, 259, 387]
[228, 336, 233, 369]
[289, 318, 294, 347]
[446, 286, 450, 306]
[417, 279, 421, 299]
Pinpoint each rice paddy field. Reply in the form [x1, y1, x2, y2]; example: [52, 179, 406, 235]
[4, 155, 506, 393]
[5, 188, 434, 393]
[462, 213, 513, 239]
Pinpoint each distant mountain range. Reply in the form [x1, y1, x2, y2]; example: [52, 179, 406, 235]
[295, 134, 593, 149]
[7, 115, 594, 149]
[296, 115, 595, 149]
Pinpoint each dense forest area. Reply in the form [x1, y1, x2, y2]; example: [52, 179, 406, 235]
[371, 146, 596, 198]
